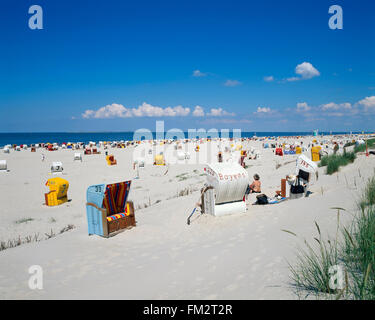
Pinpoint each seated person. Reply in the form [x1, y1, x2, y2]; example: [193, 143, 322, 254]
[249, 174, 261, 193]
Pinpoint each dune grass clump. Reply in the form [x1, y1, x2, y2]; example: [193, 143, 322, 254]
[319, 152, 356, 175]
[14, 218, 34, 224]
[288, 176, 375, 300]
[359, 176, 375, 210]
[342, 206, 375, 299]
[289, 222, 341, 296]
[354, 138, 375, 153]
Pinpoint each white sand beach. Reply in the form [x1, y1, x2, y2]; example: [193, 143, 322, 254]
[0, 136, 374, 299]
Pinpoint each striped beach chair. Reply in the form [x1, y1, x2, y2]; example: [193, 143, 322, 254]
[86, 181, 135, 237]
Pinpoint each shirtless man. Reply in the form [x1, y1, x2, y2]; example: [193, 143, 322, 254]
[249, 174, 261, 193]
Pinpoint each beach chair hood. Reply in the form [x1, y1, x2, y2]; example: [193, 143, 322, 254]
[295, 154, 318, 184]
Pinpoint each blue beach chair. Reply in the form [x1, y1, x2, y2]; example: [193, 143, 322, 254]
[86, 181, 135, 237]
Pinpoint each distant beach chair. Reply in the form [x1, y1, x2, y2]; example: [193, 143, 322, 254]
[84, 148, 92, 155]
[3, 147, 10, 154]
[106, 154, 117, 165]
[0, 160, 7, 172]
[275, 148, 283, 156]
[311, 146, 321, 162]
[45, 177, 69, 206]
[134, 158, 145, 168]
[86, 181, 135, 237]
[31, 147, 36, 152]
[51, 161, 63, 174]
[154, 154, 165, 165]
[74, 153, 82, 162]
[177, 151, 185, 161]
[92, 148, 100, 154]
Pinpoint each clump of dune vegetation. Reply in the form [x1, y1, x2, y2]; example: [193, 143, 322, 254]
[319, 138, 375, 175]
[14, 217, 34, 224]
[319, 151, 356, 175]
[354, 138, 375, 153]
[287, 175, 375, 300]
[0, 224, 76, 252]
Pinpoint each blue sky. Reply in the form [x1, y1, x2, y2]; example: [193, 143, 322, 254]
[0, 0, 374, 132]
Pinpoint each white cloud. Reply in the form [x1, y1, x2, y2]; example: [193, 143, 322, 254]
[256, 107, 271, 113]
[192, 105, 205, 117]
[295, 62, 320, 79]
[296, 102, 311, 112]
[358, 96, 375, 111]
[321, 102, 352, 111]
[286, 76, 300, 82]
[207, 107, 235, 117]
[285, 62, 320, 82]
[81, 102, 236, 119]
[82, 102, 190, 119]
[82, 103, 132, 119]
[224, 79, 242, 87]
[193, 70, 206, 77]
[263, 76, 274, 82]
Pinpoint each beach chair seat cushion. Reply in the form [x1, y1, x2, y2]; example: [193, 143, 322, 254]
[106, 203, 131, 221]
[107, 213, 127, 221]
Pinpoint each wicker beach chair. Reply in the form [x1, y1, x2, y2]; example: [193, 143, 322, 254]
[86, 181, 135, 237]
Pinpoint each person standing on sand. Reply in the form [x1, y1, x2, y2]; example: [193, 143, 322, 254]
[41, 153, 45, 162]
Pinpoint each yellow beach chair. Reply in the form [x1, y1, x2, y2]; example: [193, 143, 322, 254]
[45, 177, 69, 206]
[154, 154, 165, 165]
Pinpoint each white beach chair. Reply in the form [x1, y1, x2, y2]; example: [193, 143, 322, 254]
[74, 153, 82, 162]
[0, 160, 7, 172]
[201, 163, 248, 217]
[51, 161, 63, 174]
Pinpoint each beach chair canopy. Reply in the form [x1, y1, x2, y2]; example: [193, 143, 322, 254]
[102, 181, 131, 216]
[51, 162, 63, 172]
[205, 162, 248, 204]
[0, 160, 7, 171]
[295, 154, 318, 184]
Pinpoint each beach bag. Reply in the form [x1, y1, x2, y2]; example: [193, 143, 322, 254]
[256, 194, 268, 205]
[290, 179, 304, 194]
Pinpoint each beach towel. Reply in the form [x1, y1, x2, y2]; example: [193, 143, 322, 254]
[267, 197, 287, 204]
[253, 196, 286, 205]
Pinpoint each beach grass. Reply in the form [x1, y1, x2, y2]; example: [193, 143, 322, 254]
[14, 218, 34, 224]
[319, 151, 356, 175]
[354, 138, 375, 153]
[289, 176, 375, 300]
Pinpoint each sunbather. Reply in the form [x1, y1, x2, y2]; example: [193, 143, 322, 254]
[249, 174, 261, 193]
